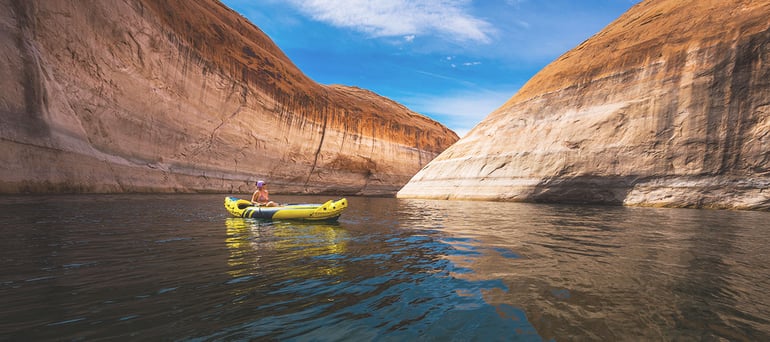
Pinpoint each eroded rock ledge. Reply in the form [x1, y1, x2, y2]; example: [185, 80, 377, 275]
[398, 0, 770, 210]
[0, 0, 458, 195]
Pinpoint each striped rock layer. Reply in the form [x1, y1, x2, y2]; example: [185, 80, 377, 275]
[0, 0, 458, 195]
[398, 0, 770, 210]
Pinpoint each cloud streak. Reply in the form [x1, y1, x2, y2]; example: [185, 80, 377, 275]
[404, 89, 517, 136]
[285, 0, 494, 43]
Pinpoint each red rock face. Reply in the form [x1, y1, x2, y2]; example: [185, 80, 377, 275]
[398, 0, 770, 210]
[0, 0, 458, 195]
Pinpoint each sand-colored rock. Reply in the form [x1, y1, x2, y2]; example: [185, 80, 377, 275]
[0, 0, 458, 195]
[398, 0, 770, 210]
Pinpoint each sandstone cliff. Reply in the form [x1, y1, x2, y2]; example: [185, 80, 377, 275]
[0, 0, 458, 195]
[398, 0, 770, 210]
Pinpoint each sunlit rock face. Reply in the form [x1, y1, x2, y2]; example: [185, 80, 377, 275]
[0, 0, 458, 195]
[398, 0, 770, 210]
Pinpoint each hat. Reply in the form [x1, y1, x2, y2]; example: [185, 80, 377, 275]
[256, 180, 265, 188]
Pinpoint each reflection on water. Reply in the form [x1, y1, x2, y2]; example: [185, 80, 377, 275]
[225, 218, 349, 281]
[0, 194, 769, 340]
[215, 207, 539, 341]
[395, 199, 770, 341]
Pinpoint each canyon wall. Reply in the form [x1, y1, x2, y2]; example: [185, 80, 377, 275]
[398, 0, 770, 210]
[0, 0, 458, 195]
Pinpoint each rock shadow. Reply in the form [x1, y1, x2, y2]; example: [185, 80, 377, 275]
[529, 175, 641, 206]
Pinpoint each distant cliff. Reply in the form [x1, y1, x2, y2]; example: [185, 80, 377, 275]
[398, 0, 770, 210]
[0, 0, 458, 195]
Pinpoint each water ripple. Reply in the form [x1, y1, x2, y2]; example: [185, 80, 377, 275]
[1, 195, 769, 340]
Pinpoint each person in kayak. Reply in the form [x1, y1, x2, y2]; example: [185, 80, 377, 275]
[251, 180, 277, 207]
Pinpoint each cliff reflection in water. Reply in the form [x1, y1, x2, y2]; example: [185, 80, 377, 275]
[1, 195, 768, 340]
[393, 199, 770, 341]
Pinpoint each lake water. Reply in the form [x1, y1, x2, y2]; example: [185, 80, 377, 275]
[1, 194, 769, 341]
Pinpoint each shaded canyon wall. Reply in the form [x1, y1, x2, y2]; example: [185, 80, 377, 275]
[0, 0, 458, 195]
[398, 0, 770, 210]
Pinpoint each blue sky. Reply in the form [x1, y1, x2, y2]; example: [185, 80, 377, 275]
[221, 0, 641, 136]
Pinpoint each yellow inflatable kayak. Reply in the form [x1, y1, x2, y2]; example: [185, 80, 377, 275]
[224, 197, 348, 221]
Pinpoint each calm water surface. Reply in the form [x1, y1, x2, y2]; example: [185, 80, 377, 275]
[1, 194, 769, 341]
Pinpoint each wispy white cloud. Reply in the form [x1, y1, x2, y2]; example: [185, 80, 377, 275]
[505, 0, 527, 9]
[404, 89, 517, 136]
[412, 69, 476, 87]
[284, 0, 494, 43]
